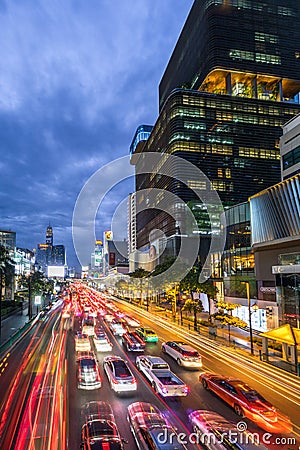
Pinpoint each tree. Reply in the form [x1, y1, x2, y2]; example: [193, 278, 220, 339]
[213, 300, 247, 343]
[182, 298, 204, 331]
[20, 271, 54, 319]
[0, 246, 15, 301]
[180, 265, 218, 318]
[0, 245, 15, 338]
[129, 268, 150, 308]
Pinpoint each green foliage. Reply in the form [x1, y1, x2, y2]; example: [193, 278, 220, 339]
[215, 300, 242, 311]
[129, 268, 150, 279]
[182, 298, 204, 331]
[21, 271, 54, 296]
[213, 313, 247, 329]
[0, 245, 15, 298]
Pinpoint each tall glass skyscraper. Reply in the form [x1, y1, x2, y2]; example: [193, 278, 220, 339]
[132, 0, 300, 260]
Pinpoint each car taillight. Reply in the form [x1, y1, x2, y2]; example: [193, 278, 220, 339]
[111, 378, 119, 384]
[162, 387, 168, 394]
[131, 377, 137, 384]
[184, 386, 190, 394]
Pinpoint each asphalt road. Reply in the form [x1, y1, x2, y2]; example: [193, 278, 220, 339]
[67, 301, 300, 450]
[0, 297, 299, 450]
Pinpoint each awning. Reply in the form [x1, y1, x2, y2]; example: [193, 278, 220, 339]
[260, 324, 300, 346]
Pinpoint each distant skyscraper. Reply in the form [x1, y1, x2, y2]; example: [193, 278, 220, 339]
[46, 224, 53, 246]
[0, 230, 16, 250]
[131, 0, 300, 265]
[36, 226, 66, 272]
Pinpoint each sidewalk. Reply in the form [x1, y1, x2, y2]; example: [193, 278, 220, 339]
[0, 304, 30, 345]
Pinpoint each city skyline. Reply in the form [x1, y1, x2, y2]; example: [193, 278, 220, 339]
[0, 0, 193, 268]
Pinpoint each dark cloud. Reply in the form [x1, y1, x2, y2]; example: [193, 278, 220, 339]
[0, 0, 193, 268]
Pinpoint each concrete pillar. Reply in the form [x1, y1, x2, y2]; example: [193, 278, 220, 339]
[279, 80, 283, 101]
[226, 73, 232, 95]
[252, 76, 257, 99]
[262, 337, 269, 361]
[290, 345, 298, 367]
[282, 343, 289, 361]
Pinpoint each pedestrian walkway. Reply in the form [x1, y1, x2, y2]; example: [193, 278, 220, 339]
[0, 304, 30, 345]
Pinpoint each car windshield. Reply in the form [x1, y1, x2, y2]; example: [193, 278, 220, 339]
[96, 333, 107, 340]
[80, 359, 96, 369]
[86, 420, 116, 437]
[113, 361, 131, 377]
[152, 363, 169, 369]
[145, 330, 155, 334]
[241, 389, 267, 403]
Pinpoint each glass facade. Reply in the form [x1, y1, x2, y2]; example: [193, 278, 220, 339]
[0, 230, 16, 250]
[159, 0, 300, 110]
[135, 90, 300, 248]
[276, 272, 300, 328]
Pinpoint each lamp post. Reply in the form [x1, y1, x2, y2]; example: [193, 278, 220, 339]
[180, 294, 187, 326]
[26, 272, 33, 320]
[242, 281, 259, 356]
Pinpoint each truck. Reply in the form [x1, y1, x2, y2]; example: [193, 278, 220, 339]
[136, 355, 189, 397]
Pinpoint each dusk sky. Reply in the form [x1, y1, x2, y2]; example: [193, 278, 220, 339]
[0, 0, 193, 268]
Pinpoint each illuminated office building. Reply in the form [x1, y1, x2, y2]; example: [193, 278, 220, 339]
[36, 226, 66, 272]
[132, 0, 300, 262]
[280, 113, 300, 180]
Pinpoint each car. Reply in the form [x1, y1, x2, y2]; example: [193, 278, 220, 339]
[161, 341, 202, 368]
[122, 332, 146, 351]
[77, 354, 101, 390]
[199, 373, 282, 431]
[188, 410, 270, 450]
[136, 355, 189, 397]
[103, 356, 137, 393]
[124, 316, 141, 327]
[135, 327, 158, 343]
[75, 332, 91, 352]
[104, 313, 115, 323]
[93, 331, 113, 352]
[127, 402, 188, 450]
[82, 317, 95, 336]
[81, 401, 126, 450]
[109, 319, 127, 336]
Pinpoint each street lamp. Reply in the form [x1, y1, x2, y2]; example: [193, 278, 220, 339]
[180, 294, 187, 326]
[242, 281, 259, 356]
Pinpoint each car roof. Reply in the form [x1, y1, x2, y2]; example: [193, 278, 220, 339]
[76, 332, 89, 338]
[82, 401, 115, 422]
[172, 341, 196, 350]
[140, 356, 167, 365]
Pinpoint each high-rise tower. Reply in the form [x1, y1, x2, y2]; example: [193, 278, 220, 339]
[46, 224, 53, 246]
[132, 0, 300, 263]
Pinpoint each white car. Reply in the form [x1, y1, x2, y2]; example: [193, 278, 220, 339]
[104, 314, 115, 323]
[124, 316, 141, 327]
[103, 356, 137, 393]
[161, 341, 202, 368]
[109, 320, 127, 336]
[188, 410, 269, 450]
[93, 331, 113, 352]
[75, 332, 91, 352]
[77, 354, 101, 390]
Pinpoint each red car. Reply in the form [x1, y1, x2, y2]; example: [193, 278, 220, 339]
[200, 372, 279, 430]
[122, 332, 146, 351]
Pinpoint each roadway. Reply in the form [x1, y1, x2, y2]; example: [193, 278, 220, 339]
[0, 291, 299, 449]
[67, 295, 299, 449]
